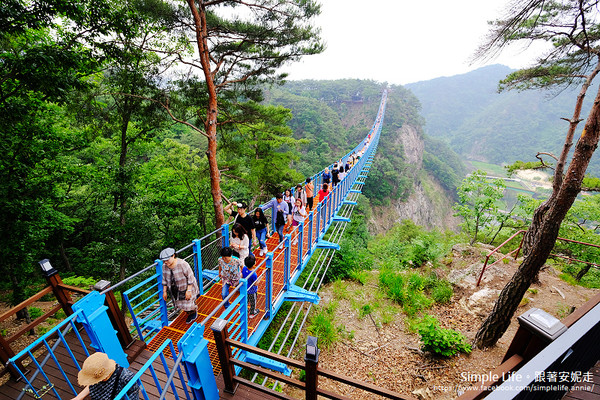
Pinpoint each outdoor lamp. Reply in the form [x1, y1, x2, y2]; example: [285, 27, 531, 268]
[305, 335, 320, 362]
[39, 258, 57, 277]
[517, 307, 567, 342]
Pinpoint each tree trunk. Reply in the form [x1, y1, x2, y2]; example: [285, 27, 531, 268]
[474, 82, 600, 348]
[187, 0, 225, 230]
[522, 65, 600, 257]
[575, 263, 593, 281]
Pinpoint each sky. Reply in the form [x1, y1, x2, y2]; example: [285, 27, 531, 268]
[282, 0, 545, 85]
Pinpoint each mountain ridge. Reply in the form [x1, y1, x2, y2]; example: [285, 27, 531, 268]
[405, 64, 600, 175]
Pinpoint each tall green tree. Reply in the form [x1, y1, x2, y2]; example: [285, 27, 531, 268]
[453, 170, 506, 245]
[67, 0, 184, 281]
[177, 0, 324, 229]
[0, 0, 115, 305]
[473, 0, 600, 348]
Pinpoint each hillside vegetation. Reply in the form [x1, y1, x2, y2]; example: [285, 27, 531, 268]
[406, 64, 600, 176]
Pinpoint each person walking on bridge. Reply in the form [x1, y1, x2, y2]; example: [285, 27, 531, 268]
[218, 246, 243, 308]
[225, 201, 257, 250]
[305, 177, 314, 211]
[160, 247, 199, 324]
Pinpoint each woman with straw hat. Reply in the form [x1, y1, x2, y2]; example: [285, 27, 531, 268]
[71, 352, 139, 399]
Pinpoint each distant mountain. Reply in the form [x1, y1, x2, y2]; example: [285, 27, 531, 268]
[406, 64, 600, 176]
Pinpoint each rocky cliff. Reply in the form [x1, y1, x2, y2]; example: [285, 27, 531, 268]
[369, 123, 459, 234]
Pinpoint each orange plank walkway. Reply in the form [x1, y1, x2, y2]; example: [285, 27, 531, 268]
[147, 208, 324, 375]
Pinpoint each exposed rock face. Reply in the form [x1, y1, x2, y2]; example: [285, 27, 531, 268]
[399, 124, 423, 167]
[370, 124, 459, 234]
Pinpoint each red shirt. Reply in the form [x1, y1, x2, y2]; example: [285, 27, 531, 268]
[318, 189, 329, 203]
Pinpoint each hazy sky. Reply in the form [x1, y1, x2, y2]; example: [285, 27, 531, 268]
[283, 0, 544, 85]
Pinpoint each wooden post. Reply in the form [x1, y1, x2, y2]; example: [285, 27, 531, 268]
[94, 280, 134, 349]
[45, 271, 74, 317]
[211, 318, 238, 394]
[304, 335, 320, 400]
[0, 334, 23, 380]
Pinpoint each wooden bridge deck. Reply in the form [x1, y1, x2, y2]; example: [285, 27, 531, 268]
[562, 360, 600, 400]
[147, 208, 323, 375]
[0, 330, 282, 400]
[0, 332, 185, 400]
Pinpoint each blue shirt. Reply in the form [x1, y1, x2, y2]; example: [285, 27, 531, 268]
[242, 266, 258, 294]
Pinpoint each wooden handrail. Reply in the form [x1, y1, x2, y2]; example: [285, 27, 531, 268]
[226, 338, 306, 370]
[231, 359, 305, 389]
[57, 283, 91, 295]
[232, 375, 296, 399]
[318, 366, 412, 400]
[456, 354, 524, 400]
[0, 286, 53, 323]
[216, 324, 417, 400]
[6, 303, 62, 344]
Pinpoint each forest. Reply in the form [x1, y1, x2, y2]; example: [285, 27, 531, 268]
[0, 0, 466, 310]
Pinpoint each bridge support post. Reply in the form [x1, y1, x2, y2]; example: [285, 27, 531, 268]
[298, 221, 304, 269]
[308, 212, 314, 256]
[211, 319, 236, 394]
[265, 252, 273, 319]
[315, 203, 321, 239]
[72, 290, 129, 367]
[180, 323, 220, 399]
[284, 234, 291, 291]
[193, 238, 203, 295]
[156, 259, 170, 328]
[221, 224, 230, 248]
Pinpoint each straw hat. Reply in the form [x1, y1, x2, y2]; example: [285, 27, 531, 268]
[78, 352, 116, 386]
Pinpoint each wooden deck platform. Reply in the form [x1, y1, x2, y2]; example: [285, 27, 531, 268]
[0, 331, 187, 400]
[563, 360, 600, 400]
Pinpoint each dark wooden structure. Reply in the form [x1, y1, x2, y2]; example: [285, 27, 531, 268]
[0, 329, 181, 400]
[211, 318, 417, 400]
[458, 293, 600, 400]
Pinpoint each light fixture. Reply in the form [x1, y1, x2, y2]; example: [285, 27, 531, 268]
[518, 307, 567, 342]
[38, 259, 57, 277]
[305, 335, 319, 362]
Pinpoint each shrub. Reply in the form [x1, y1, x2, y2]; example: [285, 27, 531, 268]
[417, 315, 471, 357]
[307, 303, 339, 348]
[29, 307, 43, 320]
[62, 276, 97, 289]
[359, 304, 373, 319]
[431, 280, 453, 304]
[349, 270, 369, 285]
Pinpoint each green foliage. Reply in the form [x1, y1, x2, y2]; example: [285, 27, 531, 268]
[348, 270, 369, 285]
[378, 269, 452, 316]
[505, 160, 547, 177]
[359, 304, 373, 319]
[62, 276, 97, 289]
[370, 220, 449, 269]
[416, 315, 472, 357]
[29, 307, 43, 320]
[326, 196, 373, 282]
[453, 170, 506, 245]
[582, 175, 600, 191]
[423, 136, 466, 192]
[307, 302, 339, 349]
[430, 280, 453, 304]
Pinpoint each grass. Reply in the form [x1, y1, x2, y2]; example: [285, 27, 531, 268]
[468, 160, 507, 177]
[332, 279, 350, 300]
[307, 302, 340, 349]
[378, 269, 454, 316]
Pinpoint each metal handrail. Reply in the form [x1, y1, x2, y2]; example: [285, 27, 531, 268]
[477, 229, 600, 286]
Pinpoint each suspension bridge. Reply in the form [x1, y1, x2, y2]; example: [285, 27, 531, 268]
[1, 90, 409, 399]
